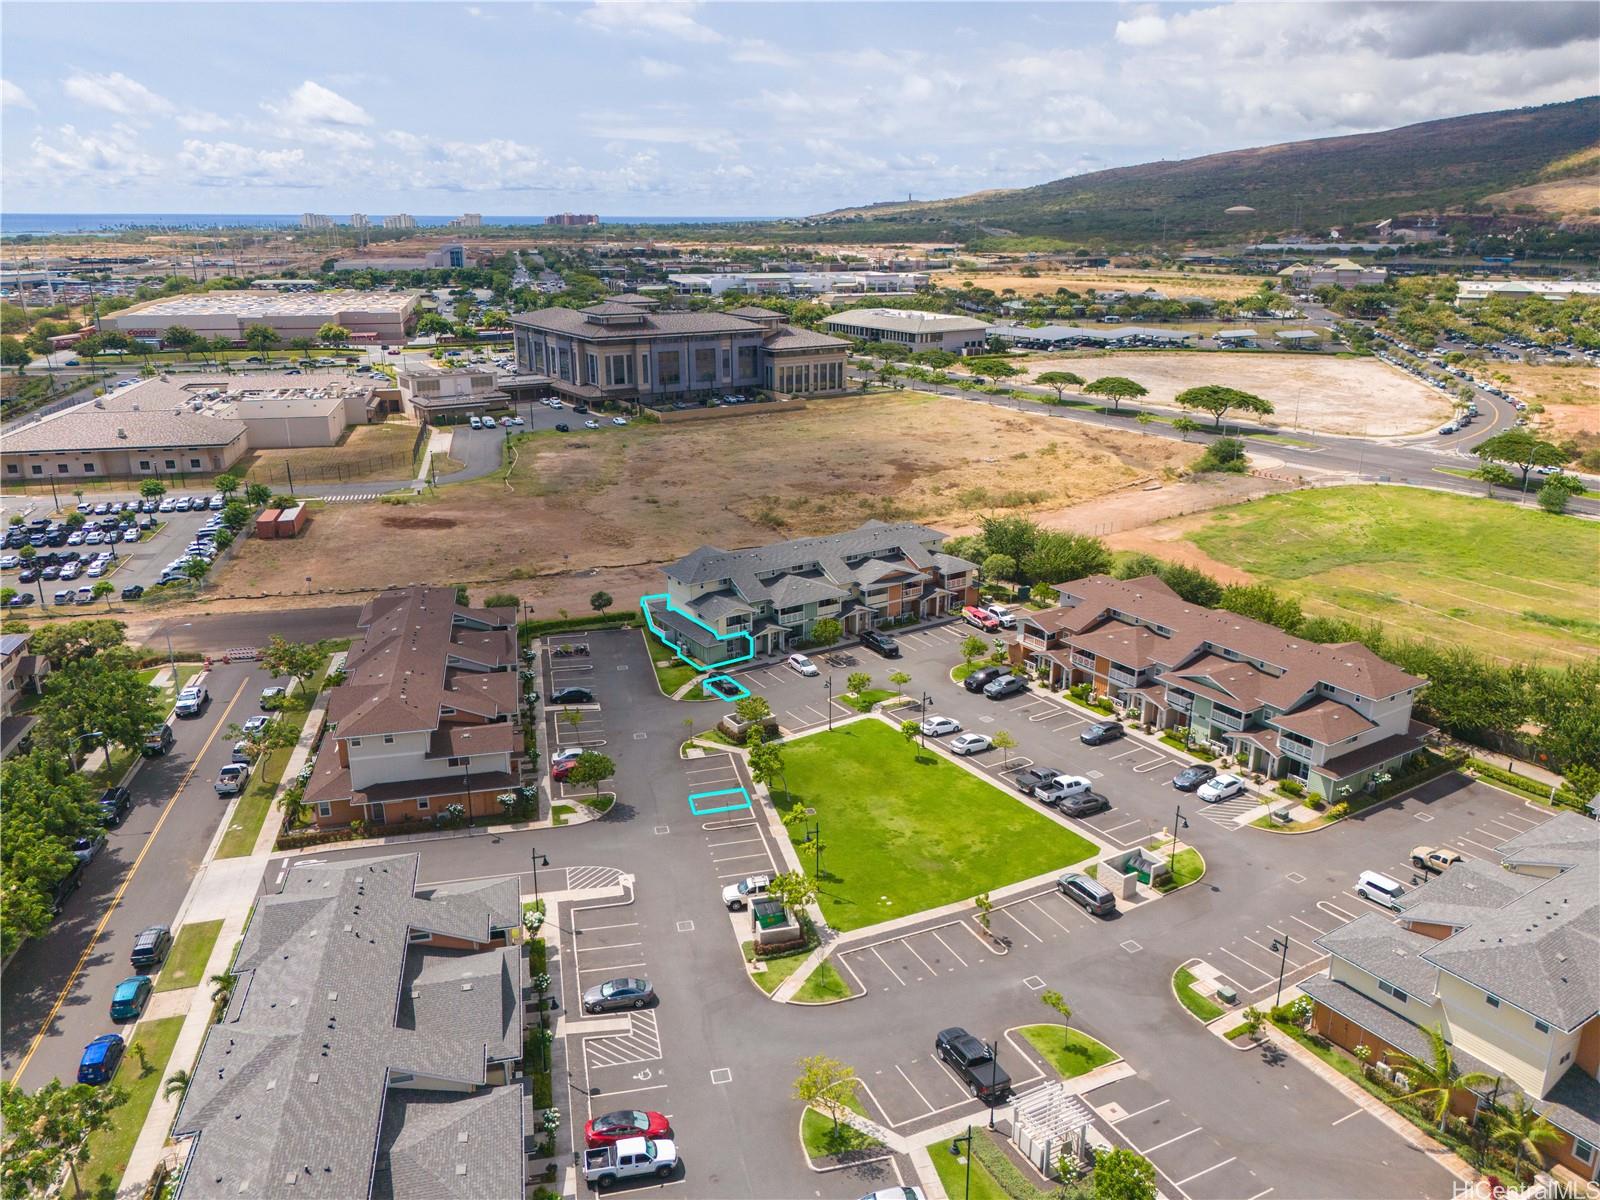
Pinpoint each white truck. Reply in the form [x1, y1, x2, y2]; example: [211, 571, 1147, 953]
[582, 1136, 678, 1190]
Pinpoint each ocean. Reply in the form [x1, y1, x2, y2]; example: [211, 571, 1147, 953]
[1, 213, 778, 237]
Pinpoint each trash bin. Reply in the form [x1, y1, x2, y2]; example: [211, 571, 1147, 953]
[1216, 984, 1239, 1006]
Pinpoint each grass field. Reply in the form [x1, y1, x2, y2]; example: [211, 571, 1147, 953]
[927, 1137, 1011, 1200]
[1174, 966, 1226, 1022]
[1174, 486, 1600, 663]
[153, 918, 223, 993]
[792, 959, 853, 1003]
[774, 720, 1097, 931]
[218, 658, 330, 858]
[215, 391, 1196, 598]
[801, 1106, 880, 1159]
[948, 266, 1271, 301]
[68, 1016, 184, 1200]
[235, 418, 421, 486]
[1016, 1024, 1118, 1078]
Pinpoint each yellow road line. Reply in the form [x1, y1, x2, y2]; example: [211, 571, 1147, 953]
[10, 675, 249, 1084]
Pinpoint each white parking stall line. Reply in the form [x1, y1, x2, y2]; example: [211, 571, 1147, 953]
[1132, 756, 1171, 774]
[995, 905, 1043, 944]
[711, 851, 770, 865]
[1331, 1109, 1365, 1126]
[580, 921, 638, 933]
[705, 835, 762, 849]
[893, 1064, 936, 1115]
[1243, 934, 1313, 969]
[1107, 748, 1144, 761]
[871, 946, 907, 987]
[1483, 817, 1528, 837]
[1316, 899, 1357, 923]
[577, 960, 648, 976]
[1141, 1127, 1203, 1155]
[1052, 721, 1086, 733]
[1099, 818, 1145, 837]
[1288, 913, 1330, 936]
[565, 866, 623, 891]
[575, 941, 642, 952]
[1027, 896, 1073, 933]
[1217, 946, 1275, 980]
[1113, 1099, 1168, 1123]
[1447, 844, 1485, 860]
[901, 938, 937, 976]
[1174, 1158, 1238, 1187]
[931, 929, 969, 968]
[1246, 1188, 1276, 1200]
[1458, 834, 1501, 853]
[1498, 809, 1543, 828]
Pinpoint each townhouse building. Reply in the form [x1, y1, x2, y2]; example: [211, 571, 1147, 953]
[0, 632, 48, 717]
[1302, 812, 1599, 1183]
[302, 588, 523, 830]
[509, 296, 848, 408]
[649, 521, 979, 668]
[172, 853, 525, 1200]
[1017, 575, 1427, 801]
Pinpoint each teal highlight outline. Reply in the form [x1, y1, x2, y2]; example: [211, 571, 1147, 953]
[703, 674, 750, 701]
[640, 592, 755, 671]
[687, 786, 752, 815]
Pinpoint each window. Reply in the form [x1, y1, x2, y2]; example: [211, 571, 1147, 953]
[383, 734, 395, 744]
[416, 798, 429, 811]
[57, 464, 69, 474]
[139, 460, 150, 471]
[350, 738, 362, 747]
[447, 756, 467, 767]
[641, 355, 650, 385]
[1485, 995, 1500, 1008]
[1378, 980, 1409, 1004]
[189, 458, 201, 469]
[605, 354, 632, 387]
[1560, 1050, 1572, 1065]
[737, 346, 756, 377]
[1574, 1139, 1595, 1165]
[1534, 1018, 1550, 1033]
[408, 930, 430, 942]
[657, 350, 680, 385]
[316, 802, 331, 818]
[557, 347, 572, 381]
[5, 464, 15, 474]
[83, 464, 95, 474]
[585, 353, 598, 385]
[693, 347, 716, 382]
[30, 465, 41, 475]
[721, 349, 730, 375]
[165, 459, 176, 470]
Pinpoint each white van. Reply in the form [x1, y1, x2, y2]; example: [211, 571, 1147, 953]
[469, 416, 483, 430]
[1356, 870, 1407, 911]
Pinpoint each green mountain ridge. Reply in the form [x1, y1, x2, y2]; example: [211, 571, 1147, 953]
[812, 97, 1600, 243]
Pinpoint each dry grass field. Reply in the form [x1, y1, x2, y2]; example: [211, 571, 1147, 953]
[234, 419, 421, 486]
[216, 391, 1197, 597]
[947, 268, 1271, 301]
[1014, 351, 1453, 436]
[1484, 362, 1600, 447]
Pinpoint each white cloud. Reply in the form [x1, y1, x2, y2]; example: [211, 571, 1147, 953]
[580, 1, 722, 43]
[29, 124, 160, 181]
[1114, 13, 1168, 46]
[176, 111, 230, 133]
[730, 38, 793, 67]
[1, 79, 35, 110]
[637, 56, 684, 79]
[177, 139, 310, 187]
[62, 71, 173, 117]
[265, 80, 372, 128]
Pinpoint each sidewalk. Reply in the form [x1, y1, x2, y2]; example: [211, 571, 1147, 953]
[417, 426, 452, 486]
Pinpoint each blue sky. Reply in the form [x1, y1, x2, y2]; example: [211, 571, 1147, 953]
[2, 1, 1595, 216]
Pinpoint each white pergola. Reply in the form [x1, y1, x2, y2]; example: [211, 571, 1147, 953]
[1011, 1082, 1096, 1177]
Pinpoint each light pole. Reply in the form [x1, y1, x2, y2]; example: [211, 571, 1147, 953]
[986, 1041, 999, 1130]
[949, 1126, 974, 1200]
[824, 675, 833, 731]
[1169, 804, 1189, 872]
[530, 846, 550, 903]
[1270, 933, 1291, 1009]
[802, 821, 821, 878]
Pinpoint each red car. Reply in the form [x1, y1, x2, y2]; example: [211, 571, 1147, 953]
[551, 757, 577, 782]
[962, 605, 1000, 632]
[584, 1109, 671, 1148]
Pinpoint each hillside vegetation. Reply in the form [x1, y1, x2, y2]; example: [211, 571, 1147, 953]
[814, 98, 1599, 242]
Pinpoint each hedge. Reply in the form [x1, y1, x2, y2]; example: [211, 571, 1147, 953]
[518, 612, 638, 638]
[970, 1131, 1049, 1200]
[1467, 758, 1552, 803]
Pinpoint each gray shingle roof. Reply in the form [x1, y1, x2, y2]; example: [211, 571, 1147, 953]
[1494, 810, 1600, 870]
[764, 325, 848, 351]
[1315, 913, 1441, 999]
[172, 855, 524, 1200]
[2, 408, 245, 453]
[1396, 858, 1543, 928]
[372, 1087, 525, 1200]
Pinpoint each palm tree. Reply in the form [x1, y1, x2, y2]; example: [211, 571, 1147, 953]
[209, 971, 239, 1007]
[1485, 1093, 1562, 1181]
[1392, 1025, 1500, 1132]
[163, 1068, 192, 1103]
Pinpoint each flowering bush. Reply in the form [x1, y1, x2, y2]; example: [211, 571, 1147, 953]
[541, 1108, 562, 1133]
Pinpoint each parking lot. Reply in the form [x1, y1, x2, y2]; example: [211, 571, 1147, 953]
[1090, 1073, 1275, 1200]
[2, 505, 229, 605]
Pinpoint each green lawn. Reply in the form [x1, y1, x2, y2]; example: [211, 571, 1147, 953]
[642, 628, 700, 696]
[801, 1107, 881, 1159]
[153, 919, 223, 993]
[1155, 847, 1206, 892]
[136, 662, 201, 706]
[1016, 1024, 1118, 1078]
[1173, 966, 1225, 1022]
[67, 1016, 184, 1200]
[219, 658, 331, 859]
[83, 746, 137, 792]
[841, 688, 896, 713]
[774, 721, 1097, 931]
[791, 958, 853, 1003]
[1181, 486, 1600, 661]
[927, 1138, 1011, 1200]
[744, 943, 813, 996]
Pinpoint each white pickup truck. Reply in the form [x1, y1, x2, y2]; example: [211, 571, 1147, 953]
[582, 1136, 678, 1190]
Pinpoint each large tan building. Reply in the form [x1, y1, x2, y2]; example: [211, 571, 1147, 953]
[98, 289, 419, 344]
[395, 365, 503, 424]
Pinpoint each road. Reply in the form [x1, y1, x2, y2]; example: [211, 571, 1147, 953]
[258, 623, 1541, 1199]
[2, 660, 273, 1089]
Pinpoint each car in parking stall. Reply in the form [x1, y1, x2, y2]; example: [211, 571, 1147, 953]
[1171, 764, 1217, 792]
[721, 875, 770, 911]
[215, 762, 251, 796]
[582, 976, 656, 1013]
[584, 1109, 672, 1149]
[1012, 765, 1062, 795]
[982, 674, 1027, 699]
[550, 685, 595, 705]
[1410, 846, 1463, 873]
[97, 787, 133, 827]
[934, 1027, 1011, 1100]
[948, 732, 992, 756]
[919, 715, 961, 738]
[1079, 720, 1125, 746]
[1034, 775, 1094, 806]
[785, 652, 819, 677]
[1197, 773, 1246, 803]
[72, 831, 107, 864]
[963, 666, 1009, 694]
[77, 1034, 125, 1085]
[1058, 871, 1116, 916]
[110, 976, 153, 1022]
[961, 605, 1001, 632]
[859, 629, 900, 657]
[982, 603, 1017, 629]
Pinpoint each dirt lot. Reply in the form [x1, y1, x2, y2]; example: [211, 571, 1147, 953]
[948, 268, 1270, 301]
[1483, 362, 1600, 447]
[215, 391, 1198, 602]
[1014, 351, 1453, 436]
[235, 419, 421, 487]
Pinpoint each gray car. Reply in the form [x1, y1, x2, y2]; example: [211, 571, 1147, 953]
[583, 976, 655, 1013]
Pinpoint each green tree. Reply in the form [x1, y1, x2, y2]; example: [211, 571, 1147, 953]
[1, 335, 34, 368]
[243, 324, 281, 361]
[766, 870, 817, 913]
[979, 515, 1042, 564]
[182, 557, 210, 584]
[960, 633, 987, 664]
[888, 670, 911, 695]
[0, 1078, 128, 1199]
[0, 750, 99, 953]
[747, 734, 788, 804]
[415, 312, 454, 337]
[259, 635, 325, 695]
[1474, 463, 1517, 496]
[1021, 531, 1110, 585]
[1171, 416, 1202, 441]
[1039, 988, 1073, 1045]
[138, 477, 167, 500]
[207, 335, 235, 365]
[316, 323, 351, 346]
[809, 617, 842, 646]
[973, 892, 993, 936]
[221, 499, 251, 531]
[1035, 370, 1084, 403]
[22, 618, 125, 665]
[981, 552, 1017, 583]
[845, 671, 871, 695]
[1083, 375, 1149, 413]
[1485, 1092, 1563, 1181]
[991, 729, 1017, 768]
[163, 326, 203, 360]
[1174, 385, 1274, 430]
[1472, 428, 1566, 490]
[1093, 1147, 1158, 1200]
[1538, 480, 1573, 513]
[214, 472, 241, 500]
[162, 1069, 191, 1104]
[1218, 583, 1303, 632]
[791, 1054, 859, 1139]
[244, 482, 273, 507]
[568, 751, 616, 805]
[589, 590, 613, 615]
[1392, 1024, 1500, 1132]
[733, 694, 773, 727]
[901, 718, 921, 752]
[36, 654, 163, 766]
[1195, 437, 1249, 473]
[91, 581, 114, 608]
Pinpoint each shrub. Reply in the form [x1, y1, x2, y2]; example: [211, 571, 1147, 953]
[518, 611, 636, 637]
[1277, 779, 1305, 797]
[483, 592, 521, 609]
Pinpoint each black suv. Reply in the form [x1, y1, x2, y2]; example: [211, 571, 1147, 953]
[935, 1027, 1011, 1100]
[858, 629, 900, 658]
[1080, 721, 1126, 746]
[1011, 766, 1062, 795]
[963, 666, 1009, 694]
[97, 787, 133, 827]
[130, 925, 173, 970]
[550, 686, 594, 705]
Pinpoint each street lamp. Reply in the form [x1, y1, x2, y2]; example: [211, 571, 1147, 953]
[986, 1042, 1000, 1131]
[530, 847, 550, 902]
[162, 621, 192, 672]
[824, 675, 833, 731]
[949, 1126, 974, 1199]
[1270, 934, 1292, 1009]
[801, 821, 821, 878]
[1168, 805, 1190, 872]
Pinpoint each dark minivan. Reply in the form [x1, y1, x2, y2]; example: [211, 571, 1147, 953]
[1058, 871, 1116, 916]
[130, 925, 172, 970]
[963, 666, 1009, 694]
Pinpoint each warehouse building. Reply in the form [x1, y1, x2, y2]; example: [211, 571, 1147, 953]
[97, 289, 419, 344]
[822, 308, 990, 354]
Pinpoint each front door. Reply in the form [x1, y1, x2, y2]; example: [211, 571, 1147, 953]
[369, 803, 387, 826]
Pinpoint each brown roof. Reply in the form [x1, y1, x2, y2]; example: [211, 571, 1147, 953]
[429, 723, 520, 759]
[511, 307, 761, 340]
[1313, 720, 1433, 780]
[1071, 622, 1169, 669]
[763, 325, 848, 351]
[1272, 698, 1378, 742]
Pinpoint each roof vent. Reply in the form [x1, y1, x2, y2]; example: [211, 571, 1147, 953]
[116, 428, 127, 439]
[455, 1165, 468, 1177]
[307, 1072, 319, 1083]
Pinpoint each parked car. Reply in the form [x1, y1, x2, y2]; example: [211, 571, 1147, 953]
[582, 1136, 677, 1189]
[934, 1027, 1011, 1100]
[97, 787, 133, 827]
[1011, 766, 1062, 795]
[1197, 773, 1246, 803]
[1034, 775, 1093, 806]
[1079, 721, 1125, 746]
[1057, 791, 1110, 817]
[611, 417, 629, 426]
[584, 419, 601, 429]
[1058, 872, 1116, 916]
[77, 1034, 125, 1085]
[550, 747, 585, 766]
[983, 674, 1027, 699]
[786, 652, 819, 677]
[1171, 764, 1217, 792]
[982, 604, 1016, 629]
[956, 667, 1005, 697]
[919, 715, 961, 737]
[961, 605, 1000, 632]
[260, 686, 287, 708]
[859, 629, 900, 657]
[1410, 846, 1463, 873]
[582, 976, 655, 1013]
[142, 724, 175, 757]
[110, 976, 153, 1022]
[1355, 870, 1407, 911]
[584, 1109, 671, 1149]
[550, 686, 594, 705]
[131, 924, 173, 969]
[705, 676, 744, 700]
[214, 762, 251, 796]
[242, 714, 272, 737]
[555, 422, 570, 433]
[721, 875, 770, 911]
[948, 732, 992, 756]
[121, 584, 145, 601]
[175, 684, 210, 717]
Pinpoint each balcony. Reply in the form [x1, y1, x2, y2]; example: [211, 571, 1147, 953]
[1210, 710, 1246, 732]
[1071, 653, 1096, 672]
[1167, 692, 1193, 713]
[1107, 666, 1138, 687]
